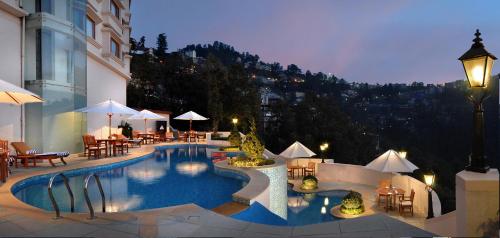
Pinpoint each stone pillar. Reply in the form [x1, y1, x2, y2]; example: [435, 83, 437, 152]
[456, 169, 499, 237]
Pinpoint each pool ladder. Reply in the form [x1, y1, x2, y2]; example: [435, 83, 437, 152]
[47, 173, 106, 220]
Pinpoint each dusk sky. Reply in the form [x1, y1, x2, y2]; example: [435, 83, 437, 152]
[131, 0, 500, 84]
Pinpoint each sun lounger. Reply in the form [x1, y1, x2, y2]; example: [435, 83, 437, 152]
[11, 142, 68, 167]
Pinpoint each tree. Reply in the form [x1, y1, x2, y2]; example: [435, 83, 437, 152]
[204, 55, 226, 132]
[155, 33, 168, 60]
[241, 119, 264, 160]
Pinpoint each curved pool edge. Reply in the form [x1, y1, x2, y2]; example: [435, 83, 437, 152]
[1, 143, 185, 214]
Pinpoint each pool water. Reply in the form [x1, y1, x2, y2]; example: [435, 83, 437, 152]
[232, 186, 348, 226]
[14, 145, 246, 212]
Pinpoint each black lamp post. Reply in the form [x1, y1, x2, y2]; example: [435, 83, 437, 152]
[458, 29, 496, 173]
[424, 172, 435, 219]
[320, 143, 328, 163]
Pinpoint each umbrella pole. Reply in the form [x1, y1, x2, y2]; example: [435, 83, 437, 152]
[144, 119, 147, 134]
[108, 113, 112, 139]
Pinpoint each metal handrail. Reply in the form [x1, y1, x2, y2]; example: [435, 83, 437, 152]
[83, 173, 105, 219]
[48, 173, 74, 219]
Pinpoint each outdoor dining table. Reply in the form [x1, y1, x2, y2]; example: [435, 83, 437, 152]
[376, 187, 405, 212]
[289, 165, 306, 179]
[96, 138, 127, 157]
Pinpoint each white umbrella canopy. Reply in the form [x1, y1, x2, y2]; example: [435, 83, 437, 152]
[128, 110, 165, 133]
[365, 149, 419, 173]
[173, 111, 208, 131]
[280, 141, 317, 158]
[0, 79, 43, 105]
[75, 99, 139, 137]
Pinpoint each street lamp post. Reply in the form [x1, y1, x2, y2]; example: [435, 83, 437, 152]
[320, 143, 329, 163]
[458, 29, 496, 173]
[423, 172, 435, 219]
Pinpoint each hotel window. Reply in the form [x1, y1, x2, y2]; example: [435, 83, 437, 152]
[86, 17, 95, 39]
[110, 0, 120, 18]
[110, 38, 120, 58]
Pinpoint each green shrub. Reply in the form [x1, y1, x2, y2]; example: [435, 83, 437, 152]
[340, 191, 365, 215]
[241, 119, 264, 160]
[220, 146, 240, 152]
[228, 126, 242, 147]
[300, 175, 318, 190]
[229, 156, 275, 167]
[118, 121, 133, 138]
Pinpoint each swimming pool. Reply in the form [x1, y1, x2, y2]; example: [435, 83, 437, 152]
[231, 185, 348, 226]
[13, 144, 246, 212]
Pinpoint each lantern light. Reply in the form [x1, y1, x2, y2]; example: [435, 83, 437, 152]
[232, 118, 238, 125]
[459, 29, 497, 88]
[423, 173, 435, 188]
[399, 151, 407, 159]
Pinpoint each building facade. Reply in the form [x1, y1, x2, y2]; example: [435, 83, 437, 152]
[0, 0, 131, 153]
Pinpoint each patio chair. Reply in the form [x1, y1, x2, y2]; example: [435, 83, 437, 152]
[165, 132, 174, 142]
[83, 135, 107, 159]
[197, 133, 206, 142]
[132, 130, 144, 143]
[399, 189, 415, 216]
[11, 142, 69, 167]
[178, 132, 188, 142]
[286, 160, 293, 177]
[0, 139, 8, 182]
[377, 179, 391, 206]
[111, 134, 129, 155]
[113, 133, 141, 148]
[304, 161, 316, 176]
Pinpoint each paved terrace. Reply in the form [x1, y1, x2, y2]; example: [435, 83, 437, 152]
[0, 143, 435, 237]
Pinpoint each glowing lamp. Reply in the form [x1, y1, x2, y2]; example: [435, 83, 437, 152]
[459, 30, 496, 88]
[320, 145, 325, 152]
[399, 151, 407, 159]
[232, 118, 238, 125]
[323, 143, 329, 149]
[424, 173, 435, 188]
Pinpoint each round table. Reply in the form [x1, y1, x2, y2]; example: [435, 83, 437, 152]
[376, 187, 405, 212]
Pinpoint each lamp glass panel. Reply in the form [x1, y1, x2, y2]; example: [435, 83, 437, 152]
[484, 56, 495, 88]
[424, 174, 434, 186]
[462, 56, 488, 87]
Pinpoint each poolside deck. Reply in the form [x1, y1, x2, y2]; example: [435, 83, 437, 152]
[0, 142, 435, 237]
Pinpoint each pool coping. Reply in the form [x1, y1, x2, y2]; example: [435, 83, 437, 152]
[0, 143, 437, 237]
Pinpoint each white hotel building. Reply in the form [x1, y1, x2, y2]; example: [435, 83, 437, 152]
[0, 0, 131, 153]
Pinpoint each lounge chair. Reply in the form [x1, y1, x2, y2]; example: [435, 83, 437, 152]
[399, 189, 415, 216]
[11, 142, 69, 167]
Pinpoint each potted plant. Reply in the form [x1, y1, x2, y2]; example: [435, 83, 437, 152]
[340, 191, 365, 215]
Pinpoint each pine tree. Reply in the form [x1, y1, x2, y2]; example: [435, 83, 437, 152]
[241, 119, 264, 160]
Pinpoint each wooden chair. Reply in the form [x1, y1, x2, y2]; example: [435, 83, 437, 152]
[111, 134, 129, 155]
[83, 135, 107, 159]
[165, 132, 174, 142]
[377, 179, 391, 206]
[11, 142, 68, 167]
[0, 139, 9, 182]
[304, 161, 316, 176]
[189, 131, 196, 142]
[179, 132, 188, 142]
[399, 189, 415, 216]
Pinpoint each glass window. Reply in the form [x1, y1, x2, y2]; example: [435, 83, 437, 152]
[111, 38, 120, 58]
[110, 0, 120, 18]
[35, 0, 54, 14]
[86, 17, 95, 38]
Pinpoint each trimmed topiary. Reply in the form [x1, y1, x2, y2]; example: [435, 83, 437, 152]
[300, 175, 318, 190]
[340, 191, 364, 215]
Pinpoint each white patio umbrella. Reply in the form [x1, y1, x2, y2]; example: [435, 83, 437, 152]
[75, 99, 139, 137]
[280, 141, 317, 158]
[0, 79, 43, 105]
[128, 110, 165, 133]
[173, 111, 208, 131]
[365, 149, 419, 173]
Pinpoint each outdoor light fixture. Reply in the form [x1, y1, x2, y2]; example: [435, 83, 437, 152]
[423, 171, 435, 219]
[399, 151, 407, 159]
[232, 118, 238, 125]
[458, 29, 496, 173]
[320, 143, 328, 163]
